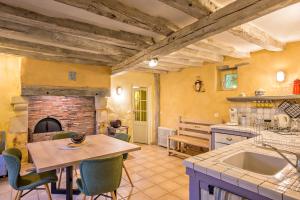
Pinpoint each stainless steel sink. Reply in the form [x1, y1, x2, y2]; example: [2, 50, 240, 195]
[222, 151, 288, 176]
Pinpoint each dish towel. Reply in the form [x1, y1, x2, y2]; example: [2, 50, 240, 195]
[214, 187, 247, 200]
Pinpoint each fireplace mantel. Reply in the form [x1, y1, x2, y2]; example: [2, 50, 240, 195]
[21, 85, 110, 97]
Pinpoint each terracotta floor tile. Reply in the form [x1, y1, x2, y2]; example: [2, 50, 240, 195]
[159, 180, 181, 192]
[173, 186, 189, 200]
[124, 192, 152, 200]
[143, 185, 168, 199]
[148, 175, 168, 184]
[134, 179, 155, 190]
[161, 171, 179, 179]
[156, 194, 182, 200]
[173, 175, 189, 186]
[151, 166, 167, 174]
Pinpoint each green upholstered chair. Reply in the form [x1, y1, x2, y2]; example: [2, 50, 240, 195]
[52, 131, 78, 188]
[113, 133, 133, 187]
[0, 131, 6, 154]
[77, 155, 122, 200]
[3, 148, 57, 200]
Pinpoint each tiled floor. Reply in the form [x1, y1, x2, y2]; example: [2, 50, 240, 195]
[0, 144, 189, 200]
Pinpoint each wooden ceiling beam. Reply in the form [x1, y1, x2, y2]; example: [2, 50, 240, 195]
[178, 48, 223, 63]
[0, 19, 137, 56]
[0, 37, 122, 65]
[0, 2, 153, 50]
[55, 0, 178, 36]
[165, 0, 284, 51]
[0, 47, 111, 66]
[160, 57, 203, 67]
[190, 39, 250, 58]
[229, 24, 285, 51]
[158, 0, 217, 19]
[112, 0, 298, 74]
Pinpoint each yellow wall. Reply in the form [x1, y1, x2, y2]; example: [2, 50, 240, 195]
[0, 57, 112, 161]
[108, 72, 157, 143]
[160, 42, 300, 129]
[21, 58, 111, 88]
[0, 54, 28, 160]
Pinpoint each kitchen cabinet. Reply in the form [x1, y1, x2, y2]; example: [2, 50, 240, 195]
[211, 126, 254, 150]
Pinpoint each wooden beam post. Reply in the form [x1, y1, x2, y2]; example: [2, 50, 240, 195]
[154, 73, 161, 144]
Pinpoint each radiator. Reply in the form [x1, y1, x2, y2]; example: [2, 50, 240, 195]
[157, 127, 176, 148]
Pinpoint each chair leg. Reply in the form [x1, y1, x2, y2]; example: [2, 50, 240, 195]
[122, 162, 133, 187]
[45, 184, 52, 200]
[14, 191, 20, 200]
[58, 168, 63, 189]
[111, 192, 117, 200]
[17, 190, 23, 200]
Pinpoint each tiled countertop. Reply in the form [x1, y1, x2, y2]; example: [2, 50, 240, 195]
[183, 132, 300, 200]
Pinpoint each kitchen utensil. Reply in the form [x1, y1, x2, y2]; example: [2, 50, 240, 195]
[226, 108, 238, 126]
[285, 104, 300, 118]
[273, 114, 290, 129]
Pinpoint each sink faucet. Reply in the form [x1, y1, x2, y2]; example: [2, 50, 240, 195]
[262, 143, 300, 172]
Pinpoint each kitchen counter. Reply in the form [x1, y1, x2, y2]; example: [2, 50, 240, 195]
[184, 131, 300, 200]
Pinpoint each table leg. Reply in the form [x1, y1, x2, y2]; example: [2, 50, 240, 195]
[66, 166, 73, 200]
[51, 166, 80, 200]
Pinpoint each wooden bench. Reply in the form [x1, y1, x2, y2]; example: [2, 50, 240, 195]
[167, 117, 214, 157]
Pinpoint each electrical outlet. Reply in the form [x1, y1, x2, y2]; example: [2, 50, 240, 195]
[68, 71, 77, 81]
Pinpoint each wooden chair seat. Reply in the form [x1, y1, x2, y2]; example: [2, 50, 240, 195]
[168, 135, 209, 148]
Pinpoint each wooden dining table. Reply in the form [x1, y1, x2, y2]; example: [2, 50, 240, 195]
[27, 134, 141, 200]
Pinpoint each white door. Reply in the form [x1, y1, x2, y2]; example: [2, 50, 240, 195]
[132, 87, 148, 144]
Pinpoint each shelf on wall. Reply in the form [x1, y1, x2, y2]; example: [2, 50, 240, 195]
[227, 95, 300, 102]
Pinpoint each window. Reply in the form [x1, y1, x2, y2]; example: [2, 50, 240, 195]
[224, 73, 238, 89]
[217, 66, 238, 91]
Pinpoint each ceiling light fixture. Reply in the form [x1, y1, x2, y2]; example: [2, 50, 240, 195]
[148, 58, 158, 68]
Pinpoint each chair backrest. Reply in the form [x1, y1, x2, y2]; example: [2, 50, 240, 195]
[2, 148, 22, 189]
[114, 133, 130, 142]
[52, 132, 77, 140]
[0, 131, 6, 154]
[79, 155, 123, 196]
[113, 133, 131, 159]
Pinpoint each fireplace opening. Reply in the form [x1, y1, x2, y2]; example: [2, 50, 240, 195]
[34, 117, 63, 133]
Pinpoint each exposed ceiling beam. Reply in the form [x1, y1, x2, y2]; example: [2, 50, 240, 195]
[178, 48, 223, 63]
[189, 39, 250, 58]
[0, 47, 110, 66]
[112, 0, 298, 74]
[134, 67, 169, 74]
[55, 0, 178, 36]
[158, 0, 217, 19]
[0, 37, 122, 65]
[0, 20, 137, 56]
[0, 2, 153, 50]
[163, 0, 284, 51]
[229, 24, 285, 51]
[160, 57, 203, 67]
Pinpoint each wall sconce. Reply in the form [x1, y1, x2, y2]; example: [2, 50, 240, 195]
[116, 86, 123, 95]
[276, 71, 285, 82]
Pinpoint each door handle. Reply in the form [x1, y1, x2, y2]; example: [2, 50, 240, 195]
[226, 137, 233, 141]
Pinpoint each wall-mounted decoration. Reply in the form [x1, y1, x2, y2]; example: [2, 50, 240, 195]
[194, 77, 205, 92]
[68, 71, 77, 81]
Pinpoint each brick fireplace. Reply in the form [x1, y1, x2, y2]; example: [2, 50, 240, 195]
[28, 96, 96, 142]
